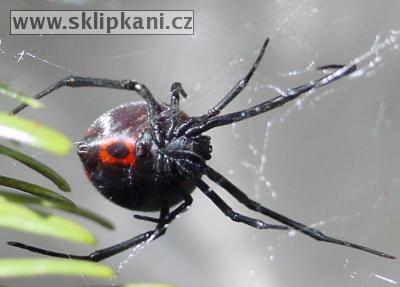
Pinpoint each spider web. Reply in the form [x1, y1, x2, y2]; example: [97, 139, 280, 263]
[0, 1, 399, 287]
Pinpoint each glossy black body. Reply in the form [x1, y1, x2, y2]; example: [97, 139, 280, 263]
[79, 102, 210, 211]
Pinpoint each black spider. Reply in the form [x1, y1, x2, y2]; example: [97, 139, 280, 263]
[9, 38, 395, 261]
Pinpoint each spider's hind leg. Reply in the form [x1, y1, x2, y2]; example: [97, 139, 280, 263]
[8, 193, 193, 261]
[134, 214, 161, 223]
[134, 191, 192, 224]
[202, 165, 396, 259]
[196, 178, 289, 231]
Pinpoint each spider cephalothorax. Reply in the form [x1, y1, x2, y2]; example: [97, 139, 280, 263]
[8, 38, 395, 262]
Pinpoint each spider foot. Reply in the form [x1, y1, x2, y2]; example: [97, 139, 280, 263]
[317, 64, 357, 76]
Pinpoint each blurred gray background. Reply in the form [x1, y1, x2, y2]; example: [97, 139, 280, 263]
[1, 0, 399, 286]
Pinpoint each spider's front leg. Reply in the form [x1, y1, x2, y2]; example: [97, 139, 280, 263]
[10, 75, 168, 145]
[11, 76, 159, 116]
[184, 63, 357, 137]
[166, 82, 188, 140]
[172, 38, 271, 138]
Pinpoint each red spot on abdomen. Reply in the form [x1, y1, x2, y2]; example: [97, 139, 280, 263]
[99, 137, 136, 166]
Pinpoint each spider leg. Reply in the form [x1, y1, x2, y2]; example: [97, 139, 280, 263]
[11, 76, 161, 115]
[203, 38, 270, 119]
[202, 165, 396, 259]
[7, 232, 153, 262]
[134, 187, 192, 224]
[173, 38, 270, 138]
[196, 178, 288, 230]
[317, 64, 352, 73]
[10, 76, 164, 144]
[184, 64, 357, 137]
[133, 214, 161, 223]
[166, 82, 187, 140]
[8, 193, 193, 262]
[169, 82, 188, 108]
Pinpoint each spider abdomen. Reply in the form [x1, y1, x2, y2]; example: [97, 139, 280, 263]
[77, 101, 200, 211]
